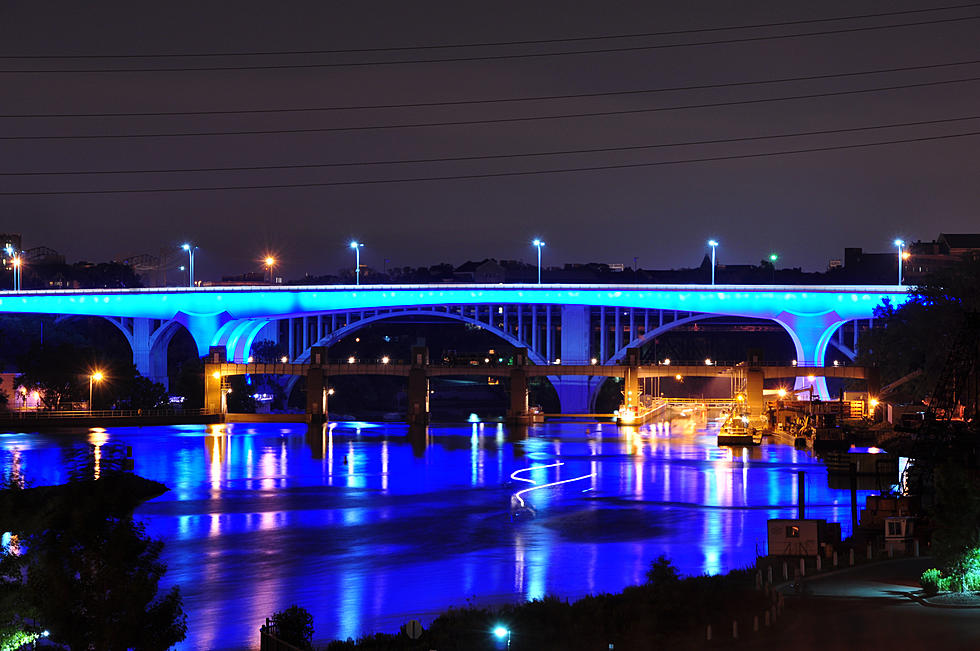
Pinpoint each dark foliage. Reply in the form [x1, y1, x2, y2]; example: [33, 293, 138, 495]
[324, 559, 765, 650]
[858, 255, 980, 402]
[271, 605, 315, 650]
[6, 516, 185, 651]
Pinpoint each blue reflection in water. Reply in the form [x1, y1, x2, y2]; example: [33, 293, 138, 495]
[0, 420, 873, 650]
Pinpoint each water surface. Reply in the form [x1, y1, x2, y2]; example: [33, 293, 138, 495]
[1, 419, 867, 650]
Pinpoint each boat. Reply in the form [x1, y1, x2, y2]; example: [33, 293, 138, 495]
[717, 409, 762, 447]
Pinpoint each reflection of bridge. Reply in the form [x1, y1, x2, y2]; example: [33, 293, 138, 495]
[0, 283, 906, 410]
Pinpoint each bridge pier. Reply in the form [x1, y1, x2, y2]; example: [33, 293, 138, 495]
[407, 346, 429, 425]
[305, 346, 328, 424]
[204, 347, 226, 415]
[506, 349, 531, 424]
[746, 367, 765, 417]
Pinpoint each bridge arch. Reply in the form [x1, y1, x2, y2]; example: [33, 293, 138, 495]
[55, 315, 186, 389]
[292, 309, 550, 366]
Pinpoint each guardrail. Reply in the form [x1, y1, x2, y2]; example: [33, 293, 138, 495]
[3, 408, 216, 419]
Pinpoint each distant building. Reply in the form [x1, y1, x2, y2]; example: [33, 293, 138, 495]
[1, 233, 22, 271]
[905, 232, 980, 283]
[454, 259, 506, 283]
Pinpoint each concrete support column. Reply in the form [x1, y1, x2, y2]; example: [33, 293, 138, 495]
[131, 317, 170, 389]
[614, 309, 622, 353]
[503, 305, 510, 334]
[599, 307, 607, 362]
[746, 367, 765, 416]
[288, 318, 295, 361]
[517, 307, 524, 344]
[204, 347, 226, 414]
[305, 367, 327, 424]
[407, 346, 429, 425]
[546, 307, 553, 362]
[531, 306, 538, 356]
[554, 305, 597, 413]
[621, 348, 640, 416]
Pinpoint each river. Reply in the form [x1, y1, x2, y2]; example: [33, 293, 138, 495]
[1, 417, 869, 650]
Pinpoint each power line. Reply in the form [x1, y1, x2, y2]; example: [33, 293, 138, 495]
[3, 58, 978, 119]
[2, 130, 978, 195]
[3, 76, 978, 141]
[3, 3, 978, 60]
[4, 114, 978, 176]
[2, 15, 978, 73]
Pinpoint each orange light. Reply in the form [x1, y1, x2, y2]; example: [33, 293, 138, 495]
[264, 256, 275, 267]
[91, 371, 104, 382]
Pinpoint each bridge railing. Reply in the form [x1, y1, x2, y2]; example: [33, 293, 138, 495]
[3, 408, 217, 419]
[0, 282, 905, 296]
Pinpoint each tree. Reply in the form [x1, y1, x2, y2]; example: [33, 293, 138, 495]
[16, 516, 186, 651]
[270, 605, 314, 650]
[930, 462, 980, 589]
[858, 254, 980, 403]
[15, 343, 87, 409]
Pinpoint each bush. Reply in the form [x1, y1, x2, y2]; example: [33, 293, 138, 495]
[272, 605, 314, 650]
[921, 568, 943, 595]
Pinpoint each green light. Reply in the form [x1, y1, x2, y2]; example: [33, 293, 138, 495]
[769, 253, 778, 262]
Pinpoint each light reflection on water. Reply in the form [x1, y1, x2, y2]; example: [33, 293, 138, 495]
[1, 419, 869, 650]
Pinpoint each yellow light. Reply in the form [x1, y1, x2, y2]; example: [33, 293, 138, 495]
[264, 256, 275, 267]
[327, 388, 335, 396]
[348, 356, 355, 364]
[777, 388, 787, 398]
[902, 251, 911, 260]
[704, 358, 712, 365]
[675, 374, 682, 381]
[280, 356, 288, 363]
[869, 398, 879, 408]
[91, 371, 104, 382]
[590, 357, 598, 365]
[807, 374, 815, 382]
[554, 358, 561, 364]
[212, 371, 221, 379]
[736, 394, 744, 402]
[11, 257, 21, 268]
[663, 358, 670, 365]
[381, 356, 390, 364]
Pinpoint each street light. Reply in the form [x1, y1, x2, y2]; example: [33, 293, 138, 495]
[264, 256, 276, 283]
[532, 239, 545, 284]
[493, 625, 511, 649]
[769, 253, 778, 284]
[181, 243, 197, 288]
[89, 371, 104, 411]
[11, 255, 21, 292]
[350, 241, 363, 285]
[708, 239, 719, 285]
[893, 239, 905, 285]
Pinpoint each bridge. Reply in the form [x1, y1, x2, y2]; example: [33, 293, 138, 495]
[0, 283, 907, 411]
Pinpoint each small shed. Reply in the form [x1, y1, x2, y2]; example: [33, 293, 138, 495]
[767, 519, 839, 557]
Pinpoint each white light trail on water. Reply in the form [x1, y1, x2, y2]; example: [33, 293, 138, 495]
[512, 473, 596, 508]
[510, 461, 563, 484]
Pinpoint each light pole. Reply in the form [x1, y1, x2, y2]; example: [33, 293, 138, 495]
[350, 241, 363, 285]
[11, 255, 21, 292]
[89, 371, 104, 411]
[264, 256, 276, 283]
[532, 239, 545, 284]
[769, 253, 778, 284]
[708, 239, 719, 285]
[181, 243, 197, 288]
[893, 239, 905, 285]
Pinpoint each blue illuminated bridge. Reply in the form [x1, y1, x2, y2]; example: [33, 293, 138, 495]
[0, 283, 908, 408]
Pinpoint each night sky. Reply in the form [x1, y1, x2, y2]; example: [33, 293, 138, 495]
[1, 1, 978, 280]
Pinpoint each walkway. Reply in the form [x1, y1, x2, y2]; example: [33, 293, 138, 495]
[740, 558, 980, 650]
